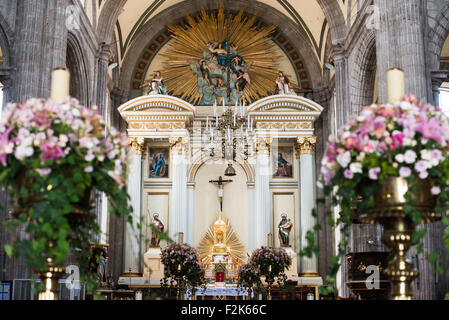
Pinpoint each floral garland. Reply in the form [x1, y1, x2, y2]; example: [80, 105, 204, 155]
[302, 94, 449, 295]
[0, 98, 132, 293]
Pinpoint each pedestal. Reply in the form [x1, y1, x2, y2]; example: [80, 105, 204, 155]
[143, 246, 164, 283]
[283, 246, 299, 280]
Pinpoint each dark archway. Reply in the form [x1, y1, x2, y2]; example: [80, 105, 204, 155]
[66, 32, 90, 106]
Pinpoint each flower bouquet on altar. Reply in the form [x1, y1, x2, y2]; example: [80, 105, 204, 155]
[237, 262, 262, 297]
[0, 97, 132, 296]
[308, 91, 449, 298]
[250, 246, 291, 287]
[160, 242, 205, 290]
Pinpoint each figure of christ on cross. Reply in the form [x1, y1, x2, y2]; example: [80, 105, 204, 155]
[209, 176, 233, 212]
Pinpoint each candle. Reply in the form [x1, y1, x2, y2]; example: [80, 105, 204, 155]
[267, 233, 273, 247]
[223, 98, 226, 112]
[206, 117, 209, 132]
[213, 100, 217, 116]
[386, 67, 405, 104]
[268, 265, 272, 273]
[247, 114, 250, 127]
[211, 129, 214, 141]
[135, 291, 142, 300]
[50, 68, 70, 102]
[233, 112, 236, 126]
[178, 232, 184, 244]
[251, 118, 253, 131]
[216, 115, 218, 127]
[178, 264, 181, 271]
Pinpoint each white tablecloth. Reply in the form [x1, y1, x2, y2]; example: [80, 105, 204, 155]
[185, 285, 250, 299]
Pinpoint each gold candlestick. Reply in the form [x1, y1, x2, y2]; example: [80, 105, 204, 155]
[50, 68, 70, 102]
[386, 68, 404, 104]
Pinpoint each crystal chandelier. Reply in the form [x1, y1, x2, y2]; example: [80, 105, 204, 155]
[204, 99, 253, 176]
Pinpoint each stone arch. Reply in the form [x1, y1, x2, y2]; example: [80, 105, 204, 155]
[427, 2, 449, 71]
[188, 155, 254, 184]
[349, 28, 377, 113]
[118, 0, 323, 100]
[66, 32, 90, 106]
[316, 0, 347, 42]
[96, 0, 127, 44]
[0, 11, 13, 106]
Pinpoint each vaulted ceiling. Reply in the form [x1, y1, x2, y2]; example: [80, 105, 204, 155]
[80, 0, 361, 69]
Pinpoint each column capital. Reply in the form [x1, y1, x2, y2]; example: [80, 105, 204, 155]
[296, 136, 317, 157]
[169, 136, 190, 155]
[128, 137, 146, 155]
[255, 136, 272, 155]
[431, 70, 449, 91]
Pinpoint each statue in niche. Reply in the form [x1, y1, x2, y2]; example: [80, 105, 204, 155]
[274, 71, 296, 95]
[278, 213, 293, 247]
[150, 212, 165, 247]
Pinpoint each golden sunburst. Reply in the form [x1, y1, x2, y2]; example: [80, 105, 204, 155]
[160, 3, 282, 105]
[198, 213, 246, 267]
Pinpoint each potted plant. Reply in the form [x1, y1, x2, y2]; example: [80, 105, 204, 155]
[160, 242, 205, 299]
[307, 94, 449, 299]
[249, 246, 291, 300]
[0, 97, 132, 299]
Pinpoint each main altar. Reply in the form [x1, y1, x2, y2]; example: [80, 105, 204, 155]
[116, 4, 323, 299]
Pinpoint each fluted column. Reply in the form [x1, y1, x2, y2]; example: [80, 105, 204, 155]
[123, 137, 145, 276]
[95, 43, 111, 118]
[254, 137, 272, 248]
[297, 136, 318, 276]
[14, 0, 68, 102]
[375, 0, 429, 102]
[169, 136, 189, 242]
[332, 43, 350, 129]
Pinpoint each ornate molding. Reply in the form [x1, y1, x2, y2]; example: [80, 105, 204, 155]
[296, 136, 316, 156]
[257, 121, 312, 130]
[128, 137, 146, 155]
[256, 137, 272, 155]
[169, 136, 190, 155]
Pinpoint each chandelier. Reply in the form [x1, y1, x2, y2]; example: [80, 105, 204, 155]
[204, 99, 253, 176]
[201, 4, 256, 177]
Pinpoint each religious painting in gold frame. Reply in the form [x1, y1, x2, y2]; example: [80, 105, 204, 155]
[149, 147, 169, 178]
[272, 146, 294, 178]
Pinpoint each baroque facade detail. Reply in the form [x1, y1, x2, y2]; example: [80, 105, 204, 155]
[128, 137, 146, 155]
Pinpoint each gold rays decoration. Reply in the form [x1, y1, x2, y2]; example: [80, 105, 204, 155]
[198, 213, 246, 267]
[160, 3, 281, 105]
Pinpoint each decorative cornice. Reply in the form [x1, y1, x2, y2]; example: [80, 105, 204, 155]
[128, 136, 146, 155]
[296, 136, 316, 156]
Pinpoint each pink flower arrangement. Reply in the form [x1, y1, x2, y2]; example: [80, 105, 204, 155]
[0, 98, 129, 188]
[320, 94, 449, 191]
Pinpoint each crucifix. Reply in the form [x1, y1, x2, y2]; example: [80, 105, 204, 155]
[209, 175, 233, 211]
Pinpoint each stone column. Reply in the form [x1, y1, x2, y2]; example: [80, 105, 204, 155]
[254, 137, 272, 248]
[431, 71, 449, 107]
[14, 0, 68, 102]
[123, 137, 145, 276]
[95, 43, 111, 118]
[169, 136, 189, 242]
[297, 136, 318, 276]
[332, 43, 350, 129]
[375, 0, 429, 103]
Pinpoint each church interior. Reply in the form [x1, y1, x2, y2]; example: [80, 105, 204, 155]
[1, 0, 449, 301]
